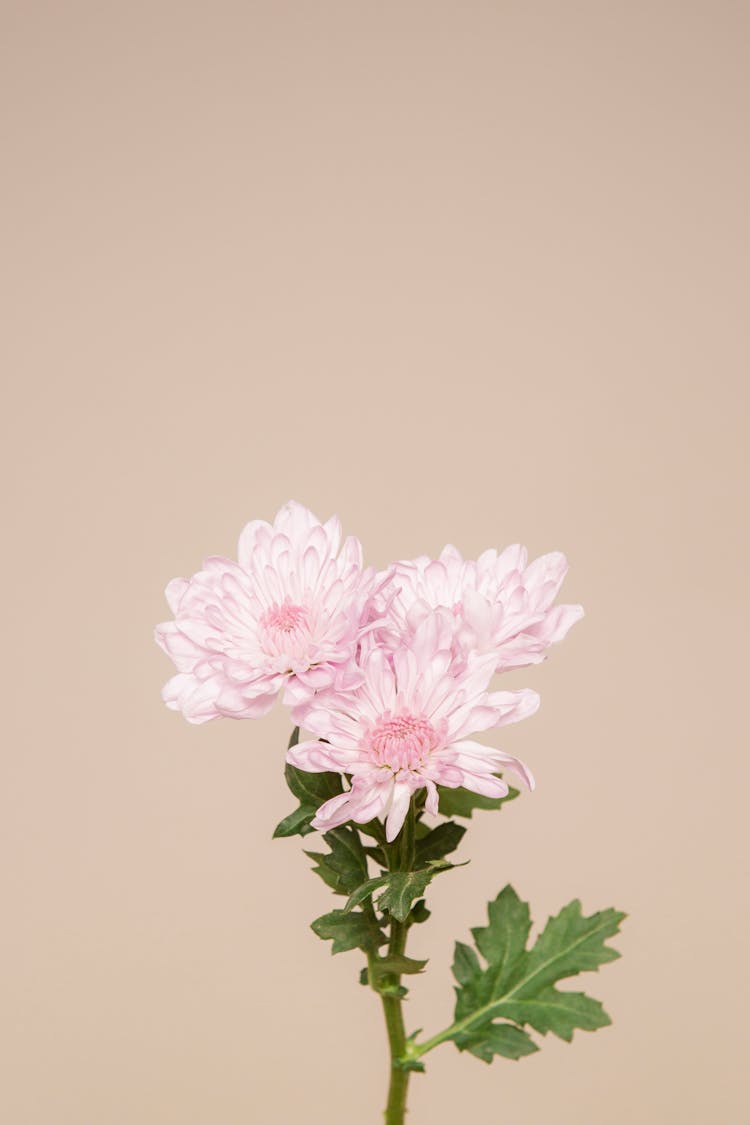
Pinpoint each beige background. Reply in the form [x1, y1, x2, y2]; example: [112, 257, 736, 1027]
[2, 2, 748, 1122]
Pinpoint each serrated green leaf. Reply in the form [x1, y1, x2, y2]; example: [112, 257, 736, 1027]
[513, 901, 624, 993]
[311, 909, 386, 954]
[272, 804, 317, 839]
[377, 871, 434, 923]
[344, 857, 458, 919]
[447, 885, 625, 1059]
[437, 784, 519, 818]
[455, 1022, 539, 1063]
[376, 862, 454, 922]
[452, 941, 482, 987]
[410, 899, 431, 925]
[344, 874, 390, 912]
[469, 885, 531, 999]
[414, 821, 466, 865]
[305, 826, 369, 895]
[363, 951, 428, 995]
[495, 987, 611, 1041]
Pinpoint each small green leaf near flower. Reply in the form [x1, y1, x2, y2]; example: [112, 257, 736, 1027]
[304, 826, 369, 895]
[414, 821, 466, 864]
[343, 860, 457, 923]
[437, 784, 519, 819]
[311, 908, 387, 955]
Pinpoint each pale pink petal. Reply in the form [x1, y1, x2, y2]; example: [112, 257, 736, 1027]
[237, 520, 273, 568]
[423, 778, 439, 815]
[493, 635, 547, 671]
[162, 672, 224, 724]
[494, 544, 527, 580]
[526, 603, 584, 645]
[312, 775, 392, 832]
[451, 739, 535, 790]
[154, 622, 204, 672]
[287, 739, 364, 773]
[452, 771, 509, 798]
[484, 689, 541, 726]
[385, 780, 415, 842]
[523, 551, 569, 608]
[367, 649, 397, 712]
[311, 791, 355, 832]
[165, 577, 189, 614]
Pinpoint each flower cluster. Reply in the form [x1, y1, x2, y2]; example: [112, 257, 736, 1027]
[156, 502, 582, 840]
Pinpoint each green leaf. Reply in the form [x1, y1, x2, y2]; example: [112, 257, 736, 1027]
[376, 953, 428, 976]
[437, 783, 519, 818]
[272, 805, 316, 839]
[304, 827, 369, 895]
[514, 900, 624, 991]
[410, 899, 431, 925]
[469, 885, 531, 998]
[414, 821, 466, 865]
[454, 1022, 539, 1063]
[452, 941, 482, 986]
[364, 952, 429, 992]
[447, 885, 625, 1061]
[345, 861, 455, 922]
[311, 909, 386, 955]
[273, 728, 344, 838]
[495, 987, 611, 1042]
[377, 862, 454, 922]
[344, 874, 390, 913]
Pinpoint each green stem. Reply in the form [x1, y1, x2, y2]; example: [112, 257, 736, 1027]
[381, 982, 409, 1124]
[378, 801, 417, 1124]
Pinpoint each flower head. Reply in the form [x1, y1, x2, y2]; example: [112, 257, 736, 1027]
[288, 615, 538, 841]
[376, 543, 583, 673]
[155, 502, 376, 723]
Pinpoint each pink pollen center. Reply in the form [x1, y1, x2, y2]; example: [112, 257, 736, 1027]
[262, 602, 308, 634]
[370, 713, 437, 772]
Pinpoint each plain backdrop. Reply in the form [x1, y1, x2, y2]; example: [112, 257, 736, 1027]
[2, 2, 748, 1123]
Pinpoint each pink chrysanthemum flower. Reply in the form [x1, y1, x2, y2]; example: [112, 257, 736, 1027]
[155, 502, 377, 724]
[287, 616, 538, 841]
[377, 544, 583, 673]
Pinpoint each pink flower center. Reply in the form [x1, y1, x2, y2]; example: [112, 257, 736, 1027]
[263, 602, 307, 634]
[259, 601, 311, 661]
[370, 713, 437, 772]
